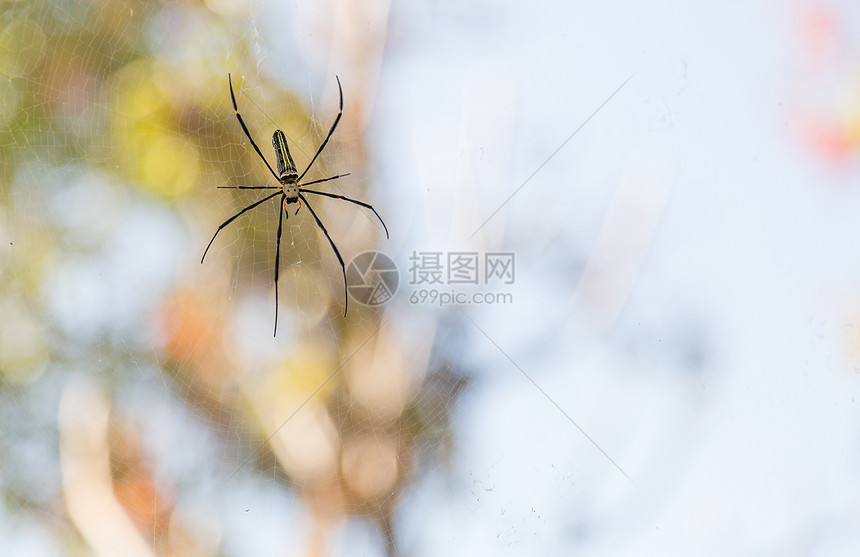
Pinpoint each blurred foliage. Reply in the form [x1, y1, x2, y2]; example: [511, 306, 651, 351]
[0, 1, 462, 555]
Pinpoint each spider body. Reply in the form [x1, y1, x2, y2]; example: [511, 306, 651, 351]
[272, 130, 301, 208]
[202, 74, 389, 335]
[273, 130, 299, 184]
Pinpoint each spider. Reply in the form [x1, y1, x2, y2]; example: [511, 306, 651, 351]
[201, 74, 389, 336]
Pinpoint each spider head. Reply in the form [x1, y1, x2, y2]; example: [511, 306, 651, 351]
[283, 182, 299, 202]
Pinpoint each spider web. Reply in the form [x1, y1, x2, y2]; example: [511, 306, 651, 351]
[5, 1, 860, 556]
[0, 2, 467, 555]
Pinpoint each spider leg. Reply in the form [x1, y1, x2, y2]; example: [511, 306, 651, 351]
[297, 76, 343, 183]
[229, 73, 280, 181]
[273, 194, 286, 336]
[217, 186, 280, 190]
[299, 193, 348, 317]
[299, 189, 389, 239]
[201, 191, 281, 263]
[299, 173, 350, 188]
[281, 196, 302, 216]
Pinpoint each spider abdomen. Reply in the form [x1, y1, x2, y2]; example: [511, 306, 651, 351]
[272, 130, 298, 183]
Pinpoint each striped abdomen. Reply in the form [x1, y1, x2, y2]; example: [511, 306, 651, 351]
[272, 130, 298, 183]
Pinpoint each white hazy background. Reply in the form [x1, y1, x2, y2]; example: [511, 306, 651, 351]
[364, 0, 860, 555]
